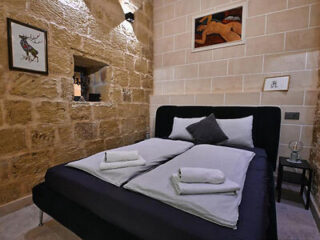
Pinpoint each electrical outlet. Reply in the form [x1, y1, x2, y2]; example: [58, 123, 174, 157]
[285, 112, 300, 120]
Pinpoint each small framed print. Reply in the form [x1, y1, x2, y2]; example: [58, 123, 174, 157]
[192, 1, 247, 52]
[7, 18, 48, 75]
[263, 76, 290, 92]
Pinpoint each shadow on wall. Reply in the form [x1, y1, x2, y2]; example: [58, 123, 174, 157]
[83, 0, 146, 40]
[84, 0, 124, 32]
[40, 0, 144, 44]
[46, 0, 150, 65]
[80, 0, 148, 59]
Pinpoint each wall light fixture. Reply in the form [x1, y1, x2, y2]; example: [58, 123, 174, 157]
[125, 12, 134, 23]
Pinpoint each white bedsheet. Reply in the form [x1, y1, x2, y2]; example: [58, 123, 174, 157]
[124, 144, 255, 229]
[67, 138, 194, 187]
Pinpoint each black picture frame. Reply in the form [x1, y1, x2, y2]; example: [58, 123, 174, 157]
[7, 18, 48, 75]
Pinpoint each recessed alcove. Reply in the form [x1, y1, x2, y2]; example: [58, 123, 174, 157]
[73, 55, 108, 102]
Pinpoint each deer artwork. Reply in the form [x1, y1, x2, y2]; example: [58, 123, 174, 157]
[18, 34, 42, 63]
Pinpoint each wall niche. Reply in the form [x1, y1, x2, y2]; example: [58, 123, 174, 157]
[73, 55, 108, 102]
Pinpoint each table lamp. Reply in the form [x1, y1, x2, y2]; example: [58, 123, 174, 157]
[287, 140, 303, 164]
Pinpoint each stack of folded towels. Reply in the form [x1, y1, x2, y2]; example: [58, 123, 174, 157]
[171, 167, 240, 195]
[99, 150, 146, 170]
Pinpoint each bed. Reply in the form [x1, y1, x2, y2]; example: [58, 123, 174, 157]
[33, 106, 281, 240]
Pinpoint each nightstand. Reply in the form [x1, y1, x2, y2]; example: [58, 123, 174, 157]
[276, 156, 313, 209]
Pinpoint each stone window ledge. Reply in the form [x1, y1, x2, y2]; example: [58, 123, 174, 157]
[71, 101, 113, 107]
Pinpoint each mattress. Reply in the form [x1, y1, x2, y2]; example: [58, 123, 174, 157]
[44, 147, 272, 240]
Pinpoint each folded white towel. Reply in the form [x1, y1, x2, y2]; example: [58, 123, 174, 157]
[179, 167, 225, 184]
[105, 150, 139, 162]
[171, 173, 240, 195]
[100, 157, 146, 170]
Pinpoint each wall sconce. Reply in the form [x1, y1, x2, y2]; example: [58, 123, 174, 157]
[125, 12, 134, 23]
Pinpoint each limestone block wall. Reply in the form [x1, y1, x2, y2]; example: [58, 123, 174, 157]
[151, 0, 319, 207]
[0, 0, 153, 205]
[310, 93, 320, 208]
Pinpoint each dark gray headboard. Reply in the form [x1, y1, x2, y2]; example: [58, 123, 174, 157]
[155, 106, 281, 170]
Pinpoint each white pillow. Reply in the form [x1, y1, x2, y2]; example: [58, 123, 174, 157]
[169, 117, 205, 141]
[216, 116, 254, 148]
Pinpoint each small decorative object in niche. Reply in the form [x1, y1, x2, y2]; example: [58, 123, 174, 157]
[7, 18, 48, 75]
[73, 55, 107, 102]
[73, 71, 82, 101]
[263, 75, 290, 91]
[287, 140, 303, 164]
[192, 1, 247, 52]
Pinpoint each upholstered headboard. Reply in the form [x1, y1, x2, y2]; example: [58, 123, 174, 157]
[154, 106, 281, 170]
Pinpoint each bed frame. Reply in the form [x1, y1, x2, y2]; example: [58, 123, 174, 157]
[155, 106, 281, 170]
[33, 106, 281, 240]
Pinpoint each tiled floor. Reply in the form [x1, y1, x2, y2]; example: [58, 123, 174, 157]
[0, 183, 319, 240]
[0, 204, 79, 240]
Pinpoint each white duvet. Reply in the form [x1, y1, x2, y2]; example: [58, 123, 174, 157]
[124, 144, 255, 229]
[67, 138, 194, 187]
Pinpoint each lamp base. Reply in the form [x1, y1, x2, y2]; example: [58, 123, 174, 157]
[286, 158, 302, 164]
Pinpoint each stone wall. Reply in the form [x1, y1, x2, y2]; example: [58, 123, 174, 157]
[0, 0, 153, 205]
[310, 91, 320, 208]
[151, 0, 319, 158]
[151, 0, 319, 207]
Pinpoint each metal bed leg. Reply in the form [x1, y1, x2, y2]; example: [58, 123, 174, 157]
[39, 210, 44, 226]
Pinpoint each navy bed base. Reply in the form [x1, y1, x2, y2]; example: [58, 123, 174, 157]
[33, 106, 280, 240]
[33, 183, 139, 240]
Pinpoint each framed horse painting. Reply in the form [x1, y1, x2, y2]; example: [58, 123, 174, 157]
[192, 1, 247, 52]
[7, 18, 48, 75]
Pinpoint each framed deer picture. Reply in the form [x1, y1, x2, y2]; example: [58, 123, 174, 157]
[192, 1, 247, 52]
[7, 18, 48, 75]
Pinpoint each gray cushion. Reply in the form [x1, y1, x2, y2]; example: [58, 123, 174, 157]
[186, 114, 228, 144]
[216, 116, 254, 148]
[169, 117, 205, 141]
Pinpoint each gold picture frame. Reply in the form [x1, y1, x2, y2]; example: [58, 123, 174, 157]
[263, 75, 290, 92]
